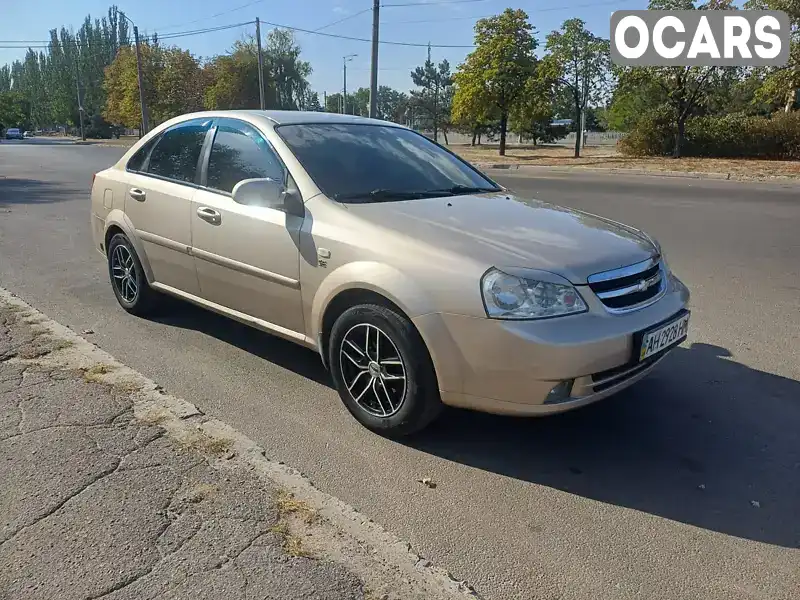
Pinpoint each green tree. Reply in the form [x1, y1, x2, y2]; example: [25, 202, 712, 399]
[453, 9, 537, 155]
[509, 76, 558, 145]
[745, 0, 799, 112]
[541, 18, 611, 157]
[0, 91, 31, 130]
[410, 54, 454, 142]
[203, 42, 261, 110]
[377, 86, 408, 123]
[154, 48, 204, 122]
[262, 29, 313, 110]
[618, 0, 737, 156]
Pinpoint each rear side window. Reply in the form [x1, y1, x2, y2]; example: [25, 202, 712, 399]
[127, 136, 158, 172]
[146, 119, 211, 183]
[206, 120, 285, 194]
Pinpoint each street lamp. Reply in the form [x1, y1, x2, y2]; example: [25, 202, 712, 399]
[342, 54, 357, 115]
[120, 11, 150, 135]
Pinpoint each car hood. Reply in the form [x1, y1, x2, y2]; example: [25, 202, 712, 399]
[344, 192, 657, 284]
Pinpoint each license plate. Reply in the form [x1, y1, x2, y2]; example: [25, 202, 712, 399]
[639, 312, 690, 362]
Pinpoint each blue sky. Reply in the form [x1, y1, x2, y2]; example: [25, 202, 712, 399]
[0, 0, 647, 95]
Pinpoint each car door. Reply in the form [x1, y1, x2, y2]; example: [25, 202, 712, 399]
[190, 118, 305, 335]
[124, 118, 212, 296]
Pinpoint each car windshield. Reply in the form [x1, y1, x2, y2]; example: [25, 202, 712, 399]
[275, 123, 500, 202]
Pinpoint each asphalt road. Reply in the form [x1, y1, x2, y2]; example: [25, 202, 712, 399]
[1, 139, 798, 600]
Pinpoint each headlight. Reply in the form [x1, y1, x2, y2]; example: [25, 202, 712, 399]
[481, 268, 587, 320]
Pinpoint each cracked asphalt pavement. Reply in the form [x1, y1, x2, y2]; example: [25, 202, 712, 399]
[0, 303, 365, 600]
[0, 140, 799, 600]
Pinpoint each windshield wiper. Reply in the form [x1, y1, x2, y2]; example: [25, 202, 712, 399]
[423, 184, 500, 196]
[334, 188, 442, 202]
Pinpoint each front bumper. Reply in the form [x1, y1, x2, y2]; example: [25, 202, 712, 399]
[412, 273, 690, 416]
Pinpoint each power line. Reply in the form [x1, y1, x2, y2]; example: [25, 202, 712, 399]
[0, 21, 254, 49]
[383, 0, 491, 6]
[258, 18, 474, 48]
[151, 0, 266, 34]
[313, 8, 372, 33]
[383, 0, 637, 24]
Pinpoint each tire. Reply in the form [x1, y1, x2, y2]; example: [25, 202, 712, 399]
[107, 233, 159, 316]
[328, 304, 443, 437]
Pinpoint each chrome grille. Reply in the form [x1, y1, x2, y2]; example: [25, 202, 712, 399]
[587, 256, 665, 313]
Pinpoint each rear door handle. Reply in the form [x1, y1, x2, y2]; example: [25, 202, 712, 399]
[129, 188, 146, 201]
[196, 206, 221, 225]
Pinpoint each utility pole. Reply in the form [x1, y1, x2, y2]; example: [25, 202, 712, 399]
[132, 25, 149, 135]
[74, 60, 85, 141]
[323, 91, 327, 112]
[342, 54, 356, 115]
[368, 0, 380, 118]
[256, 17, 265, 110]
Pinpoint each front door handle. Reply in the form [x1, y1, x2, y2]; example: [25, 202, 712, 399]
[129, 188, 146, 201]
[196, 206, 221, 225]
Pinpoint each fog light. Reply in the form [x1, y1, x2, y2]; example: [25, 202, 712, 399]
[544, 380, 574, 405]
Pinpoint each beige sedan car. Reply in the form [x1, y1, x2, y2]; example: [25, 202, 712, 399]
[90, 110, 690, 436]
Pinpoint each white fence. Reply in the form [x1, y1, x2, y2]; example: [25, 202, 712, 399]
[420, 130, 626, 147]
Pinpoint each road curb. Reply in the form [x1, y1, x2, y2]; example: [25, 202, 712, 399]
[0, 286, 482, 600]
[475, 163, 737, 181]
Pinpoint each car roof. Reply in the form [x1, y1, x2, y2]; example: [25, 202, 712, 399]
[178, 110, 406, 128]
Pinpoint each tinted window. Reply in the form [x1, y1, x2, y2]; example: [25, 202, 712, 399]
[276, 124, 498, 201]
[146, 119, 211, 183]
[127, 136, 159, 172]
[206, 121, 285, 194]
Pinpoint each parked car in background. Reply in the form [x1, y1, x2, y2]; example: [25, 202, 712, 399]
[90, 110, 691, 436]
[5, 128, 23, 140]
[23, 131, 33, 138]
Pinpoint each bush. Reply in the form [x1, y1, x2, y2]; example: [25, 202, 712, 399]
[617, 105, 677, 156]
[619, 109, 800, 160]
[84, 114, 114, 139]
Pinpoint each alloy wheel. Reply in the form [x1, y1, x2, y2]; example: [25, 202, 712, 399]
[339, 323, 407, 418]
[110, 244, 138, 304]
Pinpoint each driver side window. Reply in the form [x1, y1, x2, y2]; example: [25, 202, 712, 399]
[206, 120, 286, 196]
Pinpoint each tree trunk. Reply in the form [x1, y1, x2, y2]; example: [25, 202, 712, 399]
[477, 132, 482, 145]
[499, 112, 508, 156]
[573, 98, 582, 158]
[673, 118, 685, 158]
[785, 88, 797, 113]
[442, 130, 448, 145]
[471, 129, 477, 146]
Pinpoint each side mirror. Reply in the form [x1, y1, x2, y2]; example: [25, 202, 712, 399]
[231, 178, 304, 216]
[232, 178, 285, 209]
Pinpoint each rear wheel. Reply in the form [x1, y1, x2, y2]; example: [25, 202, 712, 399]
[107, 233, 159, 316]
[328, 304, 443, 437]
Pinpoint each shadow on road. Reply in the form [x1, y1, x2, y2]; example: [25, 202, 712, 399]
[151, 298, 332, 387]
[148, 298, 800, 549]
[0, 178, 82, 206]
[406, 342, 800, 549]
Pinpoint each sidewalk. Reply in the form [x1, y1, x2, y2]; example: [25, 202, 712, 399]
[0, 293, 478, 600]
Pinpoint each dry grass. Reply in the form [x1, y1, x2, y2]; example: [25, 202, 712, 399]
[275, 490, 317, 524]
[177, 430, 234, 456]
[269, 522, 310, 558]
[82, 363, 116, 383]
[17, 338, 73, 359]
[453, 144, 800, 180]
[74, 136, 138, 147]
[138, 406, 171, 426]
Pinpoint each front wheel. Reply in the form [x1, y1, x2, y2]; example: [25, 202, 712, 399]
[328, 304, 443, 437]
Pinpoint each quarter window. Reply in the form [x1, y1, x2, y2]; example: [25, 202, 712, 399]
[126, 136, 158, 172]
[146, 119, 211, 183]
[206, 121, 285, 194]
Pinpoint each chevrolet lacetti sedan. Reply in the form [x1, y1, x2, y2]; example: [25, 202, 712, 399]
[90, 110, 690, 436]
